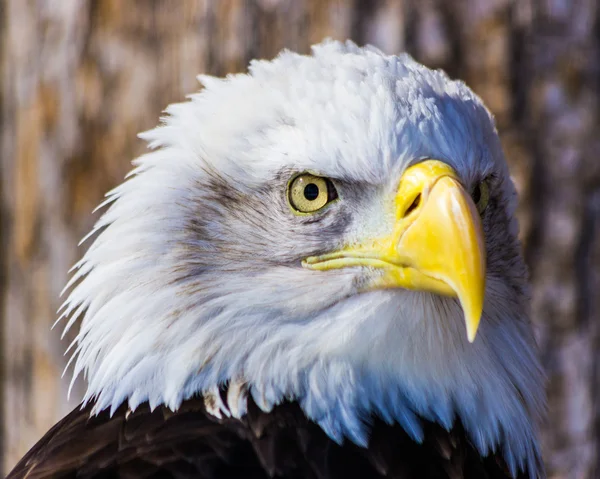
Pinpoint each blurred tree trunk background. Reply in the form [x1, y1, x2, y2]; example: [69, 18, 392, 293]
[1, 0, 599, 477]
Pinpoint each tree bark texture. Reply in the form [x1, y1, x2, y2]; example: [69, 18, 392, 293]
[1, 1, 599, 477]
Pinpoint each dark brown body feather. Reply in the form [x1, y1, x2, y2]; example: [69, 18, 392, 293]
[8, 395, 526, 479]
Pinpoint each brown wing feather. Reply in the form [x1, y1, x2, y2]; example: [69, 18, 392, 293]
[7, 395, 530, 479]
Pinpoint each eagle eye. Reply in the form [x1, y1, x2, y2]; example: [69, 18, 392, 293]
[472, 179, 490, 214]
[288, 173, 338, 214]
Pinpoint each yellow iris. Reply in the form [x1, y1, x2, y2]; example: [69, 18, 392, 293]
[473, 180, 490, 214]
[288, 174, 335, 214]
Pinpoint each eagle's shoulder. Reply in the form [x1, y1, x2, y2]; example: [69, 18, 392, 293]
[7, 396, 527, 479]
[8, 397, 261, 479]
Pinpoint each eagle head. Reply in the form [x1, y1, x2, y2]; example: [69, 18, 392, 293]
[61, 40, 545, 477]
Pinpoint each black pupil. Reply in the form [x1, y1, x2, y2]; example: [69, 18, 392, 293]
[304, 183, 320, 201]
[472, 185, 481, 204]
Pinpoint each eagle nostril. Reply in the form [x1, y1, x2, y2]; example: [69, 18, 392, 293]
[403, 193, 421, 218]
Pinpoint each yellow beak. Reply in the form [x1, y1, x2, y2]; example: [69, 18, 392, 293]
[303, 160, 486, 342]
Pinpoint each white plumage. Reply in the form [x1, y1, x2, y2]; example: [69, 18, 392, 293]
[59, 40, 544, 477]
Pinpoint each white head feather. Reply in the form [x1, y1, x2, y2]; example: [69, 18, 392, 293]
[60, 40, 545, 477]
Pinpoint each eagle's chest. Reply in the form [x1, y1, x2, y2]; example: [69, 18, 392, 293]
[9, 395, 524, 479]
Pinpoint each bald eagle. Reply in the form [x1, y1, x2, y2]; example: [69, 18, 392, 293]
[8, 41, 545, 479]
